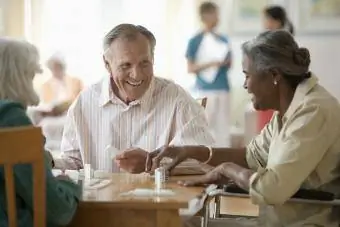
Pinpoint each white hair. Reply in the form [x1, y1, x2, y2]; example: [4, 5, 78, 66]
[0, 38, 40, 107]
[46, 52, 66, 70]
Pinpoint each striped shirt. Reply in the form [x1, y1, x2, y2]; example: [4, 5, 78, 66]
[56, 76, 214, 171]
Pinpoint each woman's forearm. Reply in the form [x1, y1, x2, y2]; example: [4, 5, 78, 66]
[221, 162, 255, 191]
[177, 146, 249, 168]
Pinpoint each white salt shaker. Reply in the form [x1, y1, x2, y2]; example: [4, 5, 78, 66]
[84, 163, 93, 180]
[154, 167, 168, 191]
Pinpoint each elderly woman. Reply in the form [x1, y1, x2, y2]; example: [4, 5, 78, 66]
[0, 38, 80, 227]
[147, 30, 340, 226]
[40, 53, 83, 110]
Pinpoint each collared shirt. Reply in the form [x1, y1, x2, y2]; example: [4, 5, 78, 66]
[57, 76, 214, 171]
[246, 75, 340, 226]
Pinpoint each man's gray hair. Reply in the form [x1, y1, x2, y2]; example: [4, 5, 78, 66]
[0, 38, 40, 107]
[242, 30, 311, 77]
[103, 23, 156, 56]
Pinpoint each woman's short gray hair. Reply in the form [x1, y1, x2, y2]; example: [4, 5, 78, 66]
[103, 23, 156, 56]
[242, 30, 310, 77]
[0, 38, 40, 107]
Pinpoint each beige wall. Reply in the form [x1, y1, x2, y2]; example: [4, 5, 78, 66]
[3, 0, 25, 37]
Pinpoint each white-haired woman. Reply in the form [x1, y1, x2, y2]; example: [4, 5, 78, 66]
[0, 38, 80, 227]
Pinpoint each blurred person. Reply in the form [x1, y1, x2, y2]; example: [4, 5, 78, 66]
[148, 30, 340, 227]
[29, 54, 84, 152]
[258, 5, 295, 131]
[263, 5, 294, 35]
[186, 2, 232, 147]
[54, 24, 214, 172]
[39, 53, 83, 116]
[0, 38, 80, 227]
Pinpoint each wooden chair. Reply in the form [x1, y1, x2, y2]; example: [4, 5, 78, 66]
[196, 97, 208, 108]
[0, 126, 45, 227]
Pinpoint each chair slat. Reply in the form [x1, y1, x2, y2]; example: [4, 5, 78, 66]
[33, 162, 46, 227]
[5, 164, 17, 227]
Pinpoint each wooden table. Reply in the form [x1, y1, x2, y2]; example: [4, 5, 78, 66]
[67, 173, 203, 227]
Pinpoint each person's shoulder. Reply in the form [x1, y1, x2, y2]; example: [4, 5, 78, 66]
[68, 78, 103, 110]
[66, 75, 82, 84]
[153, 77, 185, 95]
[188, 32, 204, 43]
[307, 83, 340, 114]
[0, 100, 32, 127]
[41, 77, 53, 87]
[216, 33, 230, 43]
[153, 77, 197, 104]
[77, 78, 103, 98]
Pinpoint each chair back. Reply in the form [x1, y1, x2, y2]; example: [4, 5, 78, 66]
[196, 97, 207, 108]
[0, 126, 45, 227]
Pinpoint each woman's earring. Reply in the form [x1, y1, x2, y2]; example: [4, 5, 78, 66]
[274, 81, 278, 85]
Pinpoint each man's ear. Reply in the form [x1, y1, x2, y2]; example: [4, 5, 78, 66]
[103, 55, 111, 73]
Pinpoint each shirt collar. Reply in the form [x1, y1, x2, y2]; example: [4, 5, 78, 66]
[282, 74, 318, 122]
[99, 76, 154, 111]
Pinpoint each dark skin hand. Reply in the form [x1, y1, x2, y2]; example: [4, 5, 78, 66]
[178, 162, 255, 192]
[145, 145, 248, 173]
[145, 146, 253, 191]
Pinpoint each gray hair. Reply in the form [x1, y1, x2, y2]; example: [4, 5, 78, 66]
[0, 38, 40, 107]
[46, 52, 66, 70]
[242, 30, 310, 77]
[103, 24, 156, 56]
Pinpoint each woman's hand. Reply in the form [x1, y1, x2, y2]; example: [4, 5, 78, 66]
[178, 163, 231, 186]
[145, 146, 191, 173]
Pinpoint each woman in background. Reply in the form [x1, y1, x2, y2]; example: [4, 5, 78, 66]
[39, 53, 83, 114]
[0, 38, 80, 227]
[257, 5, 295, 131]
[263, 5, 295, 35]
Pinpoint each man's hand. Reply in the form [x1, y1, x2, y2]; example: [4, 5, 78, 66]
[115, 148, 148, 174]
[178, 163, 231, 186]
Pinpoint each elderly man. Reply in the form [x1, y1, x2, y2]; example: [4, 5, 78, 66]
[54, 24, 214, 173]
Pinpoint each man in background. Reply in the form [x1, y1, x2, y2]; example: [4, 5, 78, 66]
[186, 2, 232, 147]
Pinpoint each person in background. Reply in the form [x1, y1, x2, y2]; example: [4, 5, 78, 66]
[54, 24, 214, 172]
[147, 30, 340, 226]
[39, 53, 83, 117]
[0, 38, 80, 227]
[263, 5, 295, 35]
[256, 5, 295, 132]
[186, 2, 232, 147]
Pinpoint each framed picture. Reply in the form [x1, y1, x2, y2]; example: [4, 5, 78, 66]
[231, 0, 273, 34]
[292, 0, 340, 34]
